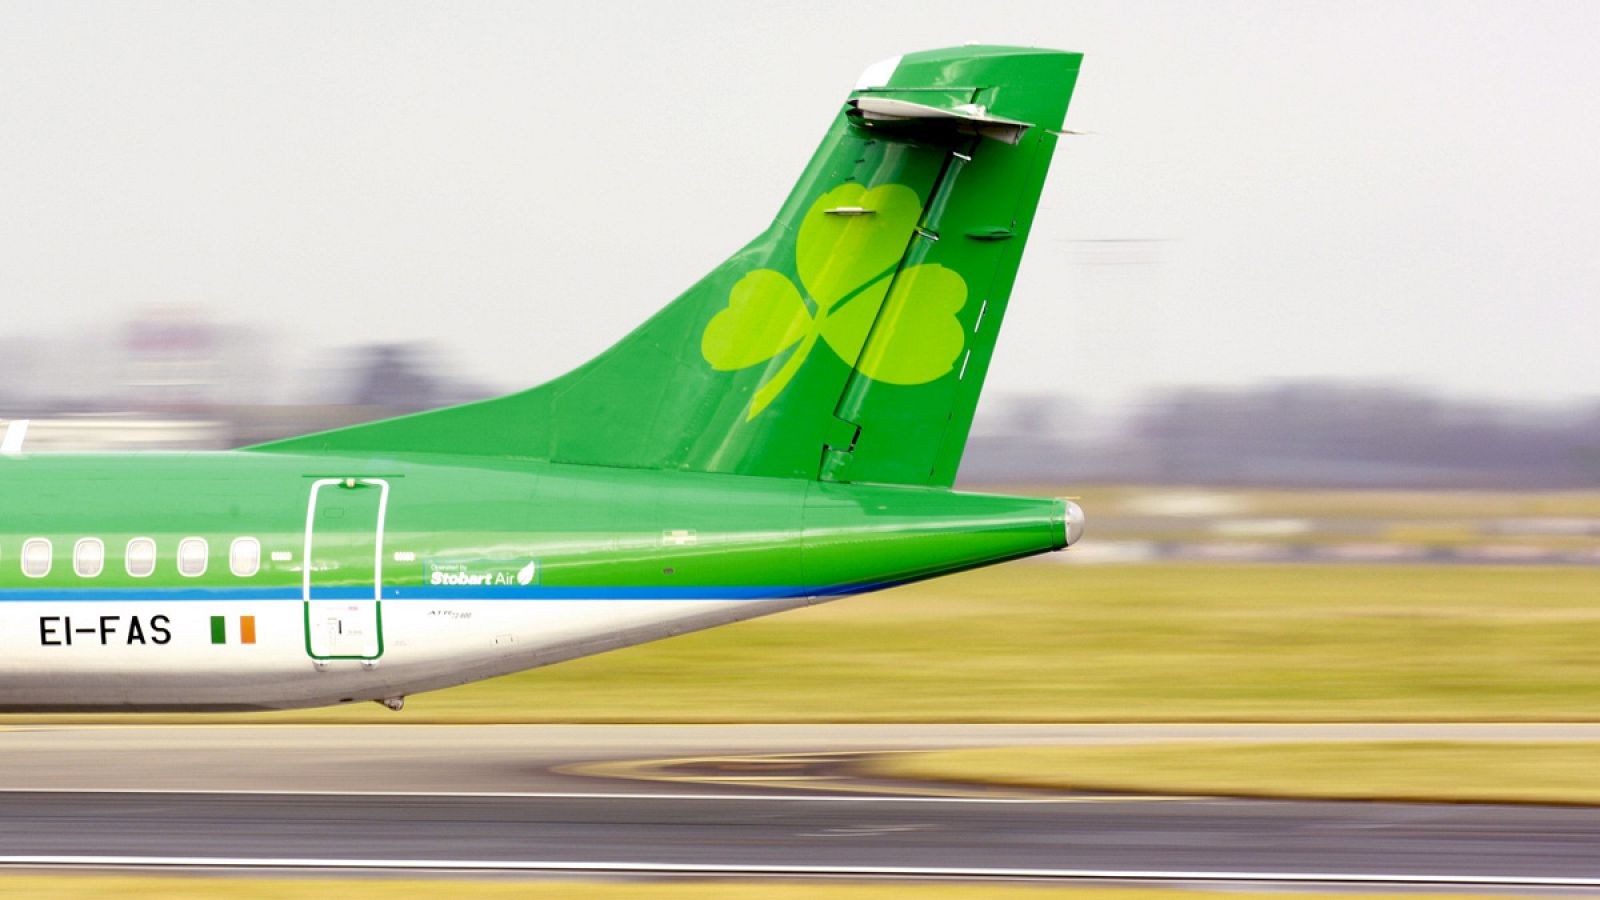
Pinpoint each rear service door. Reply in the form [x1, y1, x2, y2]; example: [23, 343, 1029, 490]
[303, 477, 389, 661]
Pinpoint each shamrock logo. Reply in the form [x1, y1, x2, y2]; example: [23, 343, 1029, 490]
[700, 183, 968, 419]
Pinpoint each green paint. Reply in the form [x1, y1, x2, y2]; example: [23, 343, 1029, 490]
[0, 452, 1068, 607]
[209, 616, 225, 645]
[249, 46, 1082, 489]
[702, 184, 968, 418]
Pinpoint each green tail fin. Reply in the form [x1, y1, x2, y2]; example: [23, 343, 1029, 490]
[249, 46, 1082, 487]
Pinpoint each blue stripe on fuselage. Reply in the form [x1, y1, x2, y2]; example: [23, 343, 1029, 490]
[0, 583, 894, 602]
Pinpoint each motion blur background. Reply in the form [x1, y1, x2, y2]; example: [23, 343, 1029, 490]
[3, 2, 1595, 572]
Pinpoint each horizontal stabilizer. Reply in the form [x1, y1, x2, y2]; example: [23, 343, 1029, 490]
[848, 96, 1034, 144]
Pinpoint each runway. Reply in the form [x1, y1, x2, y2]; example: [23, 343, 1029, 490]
[4, 789, 1600, 889]
[2, 724, 1600, 889]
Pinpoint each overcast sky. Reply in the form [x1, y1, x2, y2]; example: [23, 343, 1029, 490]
[1, 1, 1595, 410]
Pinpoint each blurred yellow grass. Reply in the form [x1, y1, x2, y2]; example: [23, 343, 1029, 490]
[869, 741, 1600, 805]
[0, 875, 1537, 900]
[4, 563, 1599, 724]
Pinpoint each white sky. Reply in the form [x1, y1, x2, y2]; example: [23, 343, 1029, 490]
[1, 1, 1596, 410]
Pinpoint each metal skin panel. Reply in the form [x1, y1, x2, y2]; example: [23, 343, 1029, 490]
[0, 452, 1065, 710]
[0, 47, 1084, 711]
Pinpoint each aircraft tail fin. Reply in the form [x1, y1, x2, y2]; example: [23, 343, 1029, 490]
[249, 46, 1082, 487]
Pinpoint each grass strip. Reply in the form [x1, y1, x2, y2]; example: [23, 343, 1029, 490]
[867, 741, 1600, 805]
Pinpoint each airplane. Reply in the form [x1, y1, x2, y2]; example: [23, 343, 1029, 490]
[0, 45, 1085, 712]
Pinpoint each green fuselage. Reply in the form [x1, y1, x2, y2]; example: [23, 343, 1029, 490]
[0, 451, 1067, 710]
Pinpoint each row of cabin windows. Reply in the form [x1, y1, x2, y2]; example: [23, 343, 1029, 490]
[17, 537, 262, 580]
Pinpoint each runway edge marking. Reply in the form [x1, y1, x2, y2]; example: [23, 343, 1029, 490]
[0, 857, 1598, 888]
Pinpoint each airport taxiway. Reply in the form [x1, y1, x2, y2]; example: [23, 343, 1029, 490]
[1, 724, 1599, 889]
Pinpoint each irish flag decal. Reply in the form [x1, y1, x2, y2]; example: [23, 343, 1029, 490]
[210, 615, 257, 645]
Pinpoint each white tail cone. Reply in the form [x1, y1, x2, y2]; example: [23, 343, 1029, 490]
[1063, 501, 1086, 546]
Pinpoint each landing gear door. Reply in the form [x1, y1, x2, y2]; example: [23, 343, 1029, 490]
[303, 477, 388, 661]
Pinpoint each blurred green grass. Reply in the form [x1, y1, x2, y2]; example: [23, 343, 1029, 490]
[6, 562, 1598, 724]
[869, 741, 1600, 804]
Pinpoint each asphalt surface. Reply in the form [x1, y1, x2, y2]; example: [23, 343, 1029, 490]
[1, 724, 1599, 887]
[1, 790, 1599, 883]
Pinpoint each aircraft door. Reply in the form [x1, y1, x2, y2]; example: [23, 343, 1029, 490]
[303, 478, 388, 661]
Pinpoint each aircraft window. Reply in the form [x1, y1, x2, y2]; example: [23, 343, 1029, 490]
[177, 537, 208, 577]
[230, 537, 261, 577]
[125, 537, 157, 578]
[21, 539, 51, 578]
[73, 538, 105, 578]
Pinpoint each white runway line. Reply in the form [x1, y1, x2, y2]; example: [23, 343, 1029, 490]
[0, 856, 1597, 888]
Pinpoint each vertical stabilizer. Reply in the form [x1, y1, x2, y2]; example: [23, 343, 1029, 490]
[250, 47, 1082, 487]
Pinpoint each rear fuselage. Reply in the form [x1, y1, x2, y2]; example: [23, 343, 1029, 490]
[0, 451, 1067, 710]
